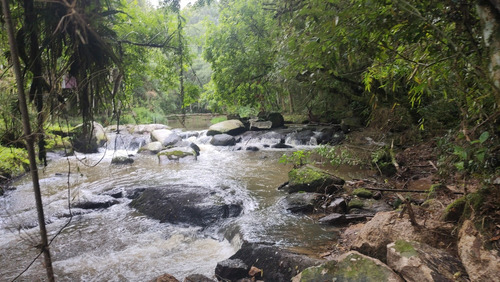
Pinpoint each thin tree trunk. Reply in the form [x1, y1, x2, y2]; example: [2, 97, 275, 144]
[1, 1, 55, 280]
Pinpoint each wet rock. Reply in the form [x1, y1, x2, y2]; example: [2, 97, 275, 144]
[189, 142, 201, 156]
[458, 220, 500, 282]
[271, 142, 293, 149]
[351, 211, 455, 262]
[151, 129, 181, 146]
[286, 130, 315, 145]
[292, 251, 403, 282]
[207, 119, 246, 136]
[210, 134, 236, 146]
[129, 186, 243, 228]
[133, 124, 170, 134]
[250, 120, 273, 130]
[281, 192, 322, 213]
[215, 259, 249, 281]
[318, 213, 372, 225]
[138, 141, 164, 154]
[314, 128, 345, 145]
[245, 146, 259, 151]
[111, 155, 134, 165]
[157, 147, 197, 163]
[348, 198, 392, 214]
[183, 274, 215, 282]
[73, 199, 119, 210]
[352, 188, 373, 198]
[179, 131, 200, 139]
[387, 240, 469, 282]
[149, 273, 179, 282]
[281, 165, 344, 194]
[71, 122, 107, 153]
[267, 112, 285, 128]
[321, 197, 347, 213]
[217, 242, 320, 282]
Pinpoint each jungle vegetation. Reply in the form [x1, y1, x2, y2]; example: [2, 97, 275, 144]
[1, 0, 499, 192]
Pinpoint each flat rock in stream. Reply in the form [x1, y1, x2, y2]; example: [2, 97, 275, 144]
[129, 186, 242, 228]
[281, 165, 344, 194]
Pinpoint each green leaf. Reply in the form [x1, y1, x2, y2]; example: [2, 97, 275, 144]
[478, 131, 489, 144]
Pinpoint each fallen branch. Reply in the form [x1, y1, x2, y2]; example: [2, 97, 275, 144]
[363, 187, 464, 194]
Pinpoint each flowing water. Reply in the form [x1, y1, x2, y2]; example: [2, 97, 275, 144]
[0, 126, 368, 281]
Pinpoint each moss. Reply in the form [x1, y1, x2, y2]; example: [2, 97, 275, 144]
[352, 188, 373, 198]
[158, 150, 194, 158]
[427, 183, 446, 199]
[298, 252, 395, 281]
[348, 198, 364, 209]
[443, 196, 466, 222]
[393, 240, 418, 257]
[288, 166, 325, 185]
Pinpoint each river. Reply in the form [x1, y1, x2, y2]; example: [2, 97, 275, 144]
[0, 125, 353, 281]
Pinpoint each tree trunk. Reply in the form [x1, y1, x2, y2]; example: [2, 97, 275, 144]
[1, 0, 55, 280]
[477, 0, 500, 105]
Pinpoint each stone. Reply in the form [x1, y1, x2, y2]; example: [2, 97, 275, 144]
[322, 197, 347, 213]
[267, 112, 285, 128]
[183, 274, 215, 282]
[133, 124, 170, 134]
[246, 146, 259, 151]
[138, 141, 164, 154]
[282, 165, 344, 194]
[352, 188, 373, 198]
[292, 251, 403, 282]
[215, 259, 249, 281]
[150, 273, 179, 282]
[217, 242, 320, 282]
[129, 186, 243, 228]
[111, 156, 134, 165]
[286, 130, 315, 146]
[319, 213, 372, 225]
[351, 211, 455, 262]
[151, 129, 181, 146]
[73, 199, 119, 210]
[210, 134, 236, 146]
[207, 119, 246, 136]
[281, 192, 322, 213]
[157, 147, 197, 163]
[250, 120, 273, 130]
[387, 240, 468, 282]
[458, 220, 500, 282]
[71, 122, 107, 153]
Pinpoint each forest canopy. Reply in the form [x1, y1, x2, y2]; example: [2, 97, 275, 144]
[1, 0, 499, 176]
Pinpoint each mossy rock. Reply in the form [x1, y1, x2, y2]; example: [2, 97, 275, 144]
[286, 165, 344, 194]
[348, 198, 365, 209]
[442, 187, 489, 222]
[393, 240, 418, 258]
[293, 251, 403, 282]
[353, 188, 373, 198]
[157, 147, 197, 163]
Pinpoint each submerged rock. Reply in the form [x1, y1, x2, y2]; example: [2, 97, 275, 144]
[129, 186, 243, 228]
[281, 192, 322, 213]
[111, 155, 134, 165]
[292, 251, 403, 282]
[281, 165, 344, 194]
[387, 240, 468, 282]
[73, 199, 119, 210]
[215, 242, 320, 282]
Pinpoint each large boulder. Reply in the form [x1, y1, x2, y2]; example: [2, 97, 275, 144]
[351, 211, 455, 262]
[71, 122, 107, 153]
[157, 147, 197, 164]
[458, 220, 500, 282]
[387, 240, 468, 282]
[267, 112, 285, 128]
[207, 119, 246, 136]
[210, 134, 236, 146]
[151, 129, 181, 146]
[292, 251, 403, 282]
[215, 242, 320, 282]
[280, 165, 344, 194]
[129, 186, 243, 228]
